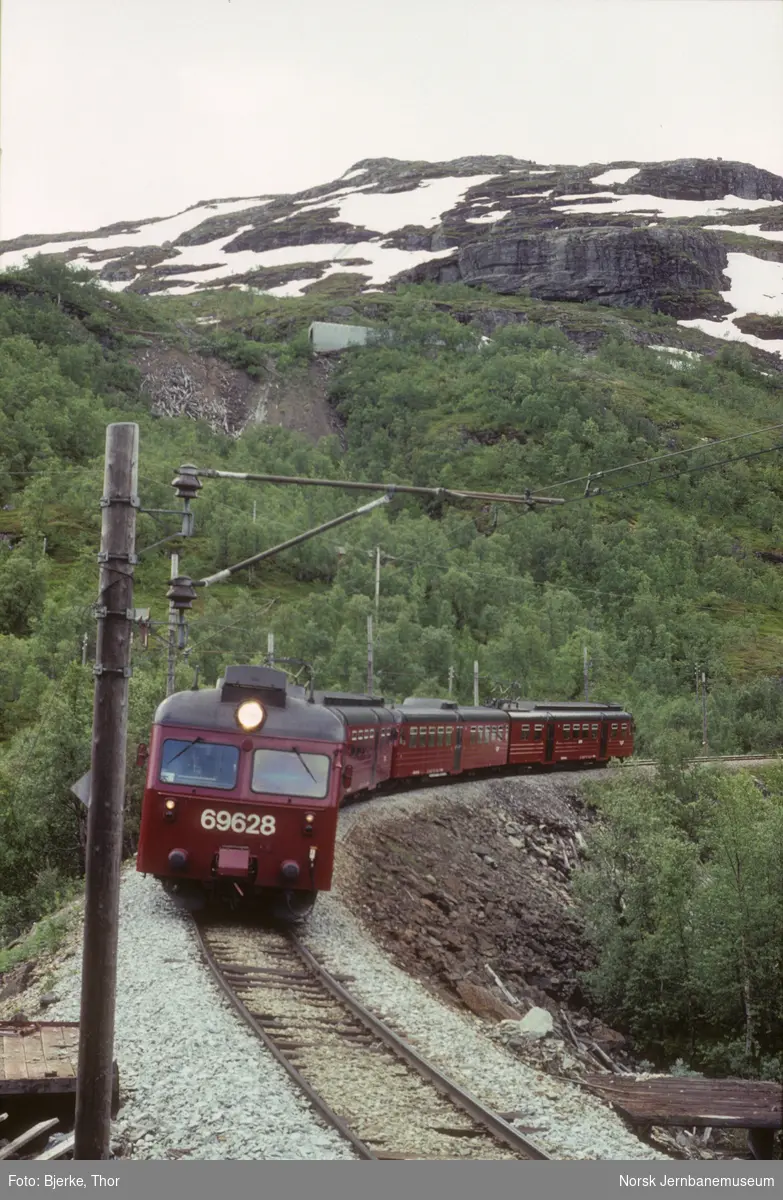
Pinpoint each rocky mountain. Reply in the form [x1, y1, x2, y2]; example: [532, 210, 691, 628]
[2, 155, 783, 356]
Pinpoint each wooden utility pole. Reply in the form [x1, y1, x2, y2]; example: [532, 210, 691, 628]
[374, 546, 381, 617]
[166, 552, 179, 697]
[367, 615, 374, 694]
[583, 646, 590, 701]
[448, 665, 454, 697]
[701, 669, 708, 750]
[267, 632, 275, 667]
[473, 660, 479, 706]
[74, 423, 139, 1161]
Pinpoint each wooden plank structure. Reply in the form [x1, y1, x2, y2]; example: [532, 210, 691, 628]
[0, 1020, 118, 1104]
[0, 1022, 79, 1096]
[580, 1074, 782, 1130]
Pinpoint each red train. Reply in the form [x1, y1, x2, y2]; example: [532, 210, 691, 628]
[136, 665, 634, 918]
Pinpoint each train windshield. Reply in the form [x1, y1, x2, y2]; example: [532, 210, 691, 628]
[159, 739, 239, 790]
[251, 749, 330, 799]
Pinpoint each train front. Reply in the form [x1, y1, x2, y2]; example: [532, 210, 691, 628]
[136, 666, 345, 917]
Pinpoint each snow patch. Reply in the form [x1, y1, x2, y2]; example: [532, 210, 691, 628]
[648, 345, 703, 360]
[556, 191, 626, 202]
[590, 167, 640, 186]
[678, 252, 783, 357]
[529, 170, 555, 175]
[716, 252, 783, 318]
[464, 210, 511, 224]
[292, 183, 374, 207]
[553, 194, 783, 219]
[134, 235, 457, 296]
[0, 199, 270, 271]
[327, 175, 498, 233]
[702, 223, 783, 243]
[341, 169, 368, 181]
[508, 191, 554, 199]
[679, 317, 783, 357]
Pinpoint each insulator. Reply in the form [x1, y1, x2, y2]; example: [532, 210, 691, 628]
[171, 464, 202, 502]
[167, 576, 197, 611]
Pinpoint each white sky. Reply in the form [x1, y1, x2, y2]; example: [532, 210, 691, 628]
[2, 0, 782, 239]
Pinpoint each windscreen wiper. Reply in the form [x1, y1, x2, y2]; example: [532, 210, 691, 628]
[291, 746, 317, 783]
[166, 736, 204, 766]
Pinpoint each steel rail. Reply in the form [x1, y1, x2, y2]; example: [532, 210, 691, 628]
[192, 918, 551, 1160]
[628, 753, 778, 768]
[190, 917, 378, 1160]
[290, 935, 552, 1160]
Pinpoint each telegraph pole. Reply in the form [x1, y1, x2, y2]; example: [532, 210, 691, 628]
[367, 615, 374, 694]
[701, 669, 708, 751]
[375, 545, 381, 617]
[583, 646, 590, 701]
[166, 552, 179, 697]
[473, 660, 479, 706]
[74, 423, 139, 1161]
[448, 665, 454, 697]
[267, 632, 275, 667]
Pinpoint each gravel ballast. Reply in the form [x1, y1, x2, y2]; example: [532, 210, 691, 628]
[302, 889, 665, 1161]
[44, 869, 355, 1160]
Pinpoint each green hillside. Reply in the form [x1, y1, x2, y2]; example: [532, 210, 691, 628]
[1, 256, 783, 943]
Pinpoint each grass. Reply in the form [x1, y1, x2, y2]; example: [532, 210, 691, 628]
[0, 900, 81, 974]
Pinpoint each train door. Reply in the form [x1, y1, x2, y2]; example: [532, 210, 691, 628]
[370, 728, 379, 788]
[545, 721, 555, 764]
[599, 719, 609, 760]
[453, 723, 463, 773]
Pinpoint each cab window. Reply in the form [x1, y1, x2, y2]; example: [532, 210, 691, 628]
[160, 740, 239, 790]
[437, 726, 444, 747]
[410, 727, 418, 748]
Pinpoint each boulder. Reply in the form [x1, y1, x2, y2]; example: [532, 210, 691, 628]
[518, 1006, 556, 1038]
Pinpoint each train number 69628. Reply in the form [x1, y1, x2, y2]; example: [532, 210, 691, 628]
[200, 809, 276, 836]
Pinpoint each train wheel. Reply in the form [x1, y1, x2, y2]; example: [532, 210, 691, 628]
[273, 889, 317, 924]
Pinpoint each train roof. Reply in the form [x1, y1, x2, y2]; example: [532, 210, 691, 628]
[313, 690, 386, 707]
[506, 707, 633, 720]
[489, 699, 625, 712]
[154, 686, 347, 742]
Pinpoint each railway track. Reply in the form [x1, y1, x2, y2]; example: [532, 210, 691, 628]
[629, 753, 778, 768]
[192, 918, 552, 1161]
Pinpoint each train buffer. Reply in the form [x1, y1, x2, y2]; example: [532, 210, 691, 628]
[580, 1074, 781, 1159]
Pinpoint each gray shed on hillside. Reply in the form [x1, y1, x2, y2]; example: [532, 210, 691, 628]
[308, 321, 372, 354]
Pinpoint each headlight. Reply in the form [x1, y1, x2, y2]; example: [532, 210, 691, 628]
[236, 700, 265, 731]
